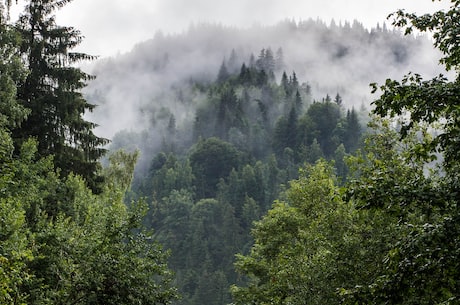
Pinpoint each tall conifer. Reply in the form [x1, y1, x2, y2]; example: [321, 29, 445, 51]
[14, 0, 108, 191]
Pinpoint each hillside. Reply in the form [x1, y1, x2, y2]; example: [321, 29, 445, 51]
[2, 1, 460, 304]
[85, 19, 443, 141]
[80, 20, 447, 305]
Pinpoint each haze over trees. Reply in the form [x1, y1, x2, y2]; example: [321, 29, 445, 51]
[1, 0, 459, 305]
[232, 1, 460, 304]
[125, 47, 367, 303]
[85, 16, 443, 143]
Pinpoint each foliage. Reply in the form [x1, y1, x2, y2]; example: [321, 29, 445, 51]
[125, 42, 367, 304]
[231, 161, 385, 305]
[0, 136, 178, 304]
[230, 2, 460, 304]
[373, 0, 460, 169]
[341, 1, 460, 303]
[0, 2, 178, 304]
[13, 0, 108, 192]
[189, 137, 241, 199]
[336, 122, 458, 305]
[0, 13, 29, 130]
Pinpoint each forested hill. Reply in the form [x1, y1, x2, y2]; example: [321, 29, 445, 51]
[2, 1, 459, 305]
[2, 0, 460, 304]
[79, 19, 446, 305]
[85, 19, 442, 142]
[121, 49, 365, 304]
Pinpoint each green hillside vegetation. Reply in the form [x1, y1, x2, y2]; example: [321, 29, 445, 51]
[232, 1, 460, 304]
[125, 47, 365, 305]
[1, 0, 459, 305]
[0, 1, 177, 304]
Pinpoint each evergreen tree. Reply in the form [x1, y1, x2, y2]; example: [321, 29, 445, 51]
[239, 63, 251, 85]
[286, 106, 298, 149]
[264, 47, 275, 72]
[255, 48, 266, 71]
[0, 7, 29, 131]
[307, 138, 323, 163]
[227, 48, 239, 74]
[217, 60, 230, 83]
[334, 92, 343, 106]
[344, 108, 361, 152]
[281, 71, 289, 94]
[290, 71, 299, 90]
[275, 47, 285, 71]
[14, 0, 108, 192]
[294, 90, 302, 112]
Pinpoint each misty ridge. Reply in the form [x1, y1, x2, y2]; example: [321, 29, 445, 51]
[83, 18, 445, 165]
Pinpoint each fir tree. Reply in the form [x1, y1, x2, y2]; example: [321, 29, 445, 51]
[217, 60, 230, 83]
[14, 0, 108, 192]
[334, 92, 343, 106]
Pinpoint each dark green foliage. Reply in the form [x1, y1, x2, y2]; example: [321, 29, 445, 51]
[228, 2, 460, 305]
[13, 0, 108, 192]
[189, 137, 240, 199]
[343, 108, 361, 151]
[340, 119, 459, 305]
[0, 134, 178, 304]
[341, 2, 460, 303]
[0, 3, 178, 304]
[147, 152, 194, 202]
[304, 100, 341, 156]
[1, 3, 374, 305]
[126, 45, 368, 305]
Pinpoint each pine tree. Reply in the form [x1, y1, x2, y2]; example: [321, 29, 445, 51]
[217, 60, 230, 83]
[295, 90, 302, 112]
[227, 48, 239, 74]
[291, 71, 299, 90]
[275, 47, 285, 71]
[281, 71, 289, 94]
[239, 63, 251, 85]
[255, 48, 266, 71]
[334, 92, 343, 106]
[14, 0, 108, 192]
[264, 47, 275, 72]
[344, 108, 361, 152]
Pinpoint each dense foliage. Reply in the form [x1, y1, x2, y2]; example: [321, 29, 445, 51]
[105, 9, 439, 305]
[232, 1, 460, 304]
[0, 1, 177, 304]
[127, 44, 366, 304]
[3, 1, 458, 305]
[13, 0, 109, 192]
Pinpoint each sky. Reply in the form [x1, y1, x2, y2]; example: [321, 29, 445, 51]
[10, 0, 451, 57]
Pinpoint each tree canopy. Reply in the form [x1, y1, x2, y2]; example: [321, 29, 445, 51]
[231, 1, 460, 304]
[0, 2, 178, 304]
[5, 1, 459, 305]
[13, 0, 108, 192]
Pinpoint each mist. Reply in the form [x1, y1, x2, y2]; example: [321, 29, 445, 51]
[82, 19, 446, 173]
[85, 20, 444, 132]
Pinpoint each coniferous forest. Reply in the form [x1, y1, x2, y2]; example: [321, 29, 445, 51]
[1, 1, 460, 305]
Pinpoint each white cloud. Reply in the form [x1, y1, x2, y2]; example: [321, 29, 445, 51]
[10, 0, 452, 57]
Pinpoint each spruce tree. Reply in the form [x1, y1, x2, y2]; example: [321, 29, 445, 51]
[13, 0, 108, 192]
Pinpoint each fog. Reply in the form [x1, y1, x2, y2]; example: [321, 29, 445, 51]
[84, 20, 445, 141]
[9, 1, 451, 57]
[55, 0, 451, 57]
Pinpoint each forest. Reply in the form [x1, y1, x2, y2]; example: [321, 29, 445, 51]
[1, 0, 459, 305]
